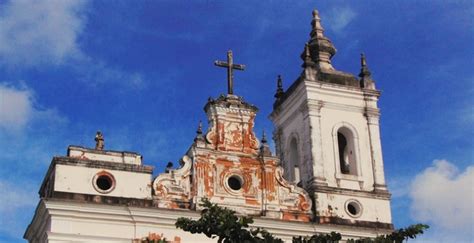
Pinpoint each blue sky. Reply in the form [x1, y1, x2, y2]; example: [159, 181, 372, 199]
[0, 1, 472, 242]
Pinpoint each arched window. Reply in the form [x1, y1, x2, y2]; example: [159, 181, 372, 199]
[289, 137, 301, 183]
[338, 132, 350, 174]
[337, 127, 357, 175]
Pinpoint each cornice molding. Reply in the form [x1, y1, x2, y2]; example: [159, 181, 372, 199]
[313, 186, 391, 200]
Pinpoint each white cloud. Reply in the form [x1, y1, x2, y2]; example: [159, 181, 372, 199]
[0, 84, 33, 130]
[0, 0, 147, 88]
[0, 83, 68, 240]
[388, 177, 411, 198]
[325, 6, 357, 34]
[410, 160, 474, 241]
[0, 0, 88, 67]
[0, 83, 67, 133]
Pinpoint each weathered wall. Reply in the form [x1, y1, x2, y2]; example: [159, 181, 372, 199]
[152, 94, 313, 222]
[271, 79, 392, 226]
[25, 200, 391, 243]
[53, 164, 151, 199]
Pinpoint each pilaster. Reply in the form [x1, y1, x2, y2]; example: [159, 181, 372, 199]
[365, 106, 387, 191]
[303, 99, 327, 189]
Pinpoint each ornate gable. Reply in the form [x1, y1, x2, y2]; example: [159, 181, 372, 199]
[152, 92, 312, 222]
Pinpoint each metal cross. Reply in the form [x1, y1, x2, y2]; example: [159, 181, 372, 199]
[214, 50, 245, 95]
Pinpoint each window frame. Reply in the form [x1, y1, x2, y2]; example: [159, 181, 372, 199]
[331, 122, 363, 183]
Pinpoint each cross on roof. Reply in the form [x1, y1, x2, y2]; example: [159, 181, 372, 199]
[214, 50, 245, 95]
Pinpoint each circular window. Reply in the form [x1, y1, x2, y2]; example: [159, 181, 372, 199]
[345, 200, 362, 218]
[93, 172, 115, 194]
[227, 175, 243, 191]
[97, 175, 113, 190]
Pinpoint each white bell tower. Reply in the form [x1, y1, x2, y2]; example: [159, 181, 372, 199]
[270, 10, 392, 228]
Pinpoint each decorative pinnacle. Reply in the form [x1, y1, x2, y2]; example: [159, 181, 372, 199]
[311, 9, 324, 38]
[165, 161, 173, 173]
[274, 75, 284, 99]
[302, 9, 336, 70]
[196, 120, 203, 134]
[300, 42, 315, 68]
[259, 130, 272, 156]
[261, 130, 268, 143]
[194, 120, 205, 144]
[359, 53, 375, 89]
[361, 53, 367, 67]
[359, 53, 372, 78]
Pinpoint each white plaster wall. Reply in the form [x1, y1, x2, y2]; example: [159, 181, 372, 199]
[270, 80, 391, 226]
[280, 111, 307, 182]
[274, 81, 381, 190]
[54, 164, 152, 199]
[317, 107, 374, 190]
[50, 216, 135, 239]
[271, 84, 314, 184]
[315, 192, 392, 223]
[25, 200, 392, 243]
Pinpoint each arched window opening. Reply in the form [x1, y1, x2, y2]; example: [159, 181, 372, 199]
[338, 132, 350, 174]
[289, 138, 301, 183]
[337, 127, 357, 175]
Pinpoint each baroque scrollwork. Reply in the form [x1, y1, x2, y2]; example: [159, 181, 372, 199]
[153, 155, 192, 209]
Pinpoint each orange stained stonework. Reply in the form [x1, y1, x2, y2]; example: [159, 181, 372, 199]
[152, 95, 313, 222]
[211, 120, 258, 154]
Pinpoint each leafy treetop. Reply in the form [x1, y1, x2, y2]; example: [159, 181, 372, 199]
[175, 198, 428, 243]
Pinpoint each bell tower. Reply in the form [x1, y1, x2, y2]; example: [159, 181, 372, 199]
[270, 10, 392, 228]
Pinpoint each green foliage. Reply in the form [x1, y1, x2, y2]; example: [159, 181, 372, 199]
[176, 198, 428, 243]
[346, 224, 429, 243]
[293, 231, 341, 243]
[175, 198, 283, 243]
[295, 224, 429, 243]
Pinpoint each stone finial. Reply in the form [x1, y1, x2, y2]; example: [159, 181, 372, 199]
[301, 9, 336, 71]
[311, 9, 324, 38]
[300, 43, 313, 66]
[359, 53, 375, 89]
[361, 53, 368, 67]
[274, 75, 284, 99]
[165, 162, 173, 173]
[194, 120, 206, 146]
[196, 120, 203, 134]
[95, 131, 104, 150]
[261, 130, 268, 143]
[260, 130, 272, 157]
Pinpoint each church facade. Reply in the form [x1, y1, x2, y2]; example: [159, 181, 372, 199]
[25, 9, 393, 242]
